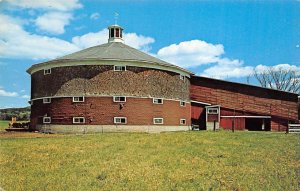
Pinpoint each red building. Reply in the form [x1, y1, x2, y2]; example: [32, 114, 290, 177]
[27, 25, 299, 133]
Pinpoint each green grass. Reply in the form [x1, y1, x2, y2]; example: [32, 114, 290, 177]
[0, 120, 9, 132]
[0, 131, 299, 191]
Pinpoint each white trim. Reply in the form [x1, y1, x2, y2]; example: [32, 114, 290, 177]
[221, 116, 271, 118]
[205, 105, 221, 108]
[72, 96, 85, 102]
[153, 118, 164, 124]
[43, 97, 51, 103]
[180, 118, 186, 125]
[180, 101, 186, 107]
[114, 65, 126, 71]
[207, 108, 219, 114]
[27, 60, 192, 76]
[153, 98, 163, 104]
[44, 68, 51, 75]
[114, 117, 127, 124]
[73, 117, 85, 124]
[43, 117, 51, 124]
[191, 100, 211, 105]
[113, 96, 126, 102]
[31, 95, 190, 103]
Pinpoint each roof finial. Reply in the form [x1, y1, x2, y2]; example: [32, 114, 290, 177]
[114, 12, 119, 25]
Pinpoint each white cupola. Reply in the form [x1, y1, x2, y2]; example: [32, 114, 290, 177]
[108, 25, 124, 43]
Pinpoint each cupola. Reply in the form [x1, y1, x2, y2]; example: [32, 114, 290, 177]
[108, 25, 124, 43]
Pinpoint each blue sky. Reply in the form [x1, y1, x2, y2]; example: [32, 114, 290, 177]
[0, 0, 299, 108]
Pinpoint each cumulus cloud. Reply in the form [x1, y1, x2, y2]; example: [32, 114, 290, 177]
[4, 0, 82, 11]
[35, 12, 73, 34]
[255, 63, 300, 74]
[90, 12, 100, 20]
[157, 40, 224, 68]
[72, 29, 155, 51]
[0, 14, 80, 60]
[0, 87, 18, 97]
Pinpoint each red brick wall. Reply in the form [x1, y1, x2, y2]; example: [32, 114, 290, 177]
[31, 97, 191, 129]
[190, 76, 299, 131]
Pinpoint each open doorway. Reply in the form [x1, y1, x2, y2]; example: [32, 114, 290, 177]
[245, 118, 271, 131]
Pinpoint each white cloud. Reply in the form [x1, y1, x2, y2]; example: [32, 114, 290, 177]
[35, 12, 72, 34]
[157, 40, 224, 68]
[72, 29, 155, 51]
[21, 95, 30, 99]
[90, 12, 100, 20]
[0, 14, 80, 60]
[0, 87, 18, 97]
[201, 58, 253, 79]
[255, 64, 300, 74]
[4, 0, 82, 11]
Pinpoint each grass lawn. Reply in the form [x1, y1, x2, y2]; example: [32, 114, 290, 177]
[0, 128, 299, 191]
[0, 120, 9, 132]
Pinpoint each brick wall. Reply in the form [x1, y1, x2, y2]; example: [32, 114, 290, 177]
[31, 97, 191, 129]
[31, 65, 190, 101]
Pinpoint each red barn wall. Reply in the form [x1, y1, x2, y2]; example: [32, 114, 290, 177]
[190, 76, 299, 131]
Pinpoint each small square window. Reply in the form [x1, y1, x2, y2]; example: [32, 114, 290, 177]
[113, 96, 126, 102]
[44, 69, 51, 75]
[207, 108, 219, 114]
[180, 101, 186, 107]
[73, 97, 84, 102]
[153, 98, 163, 104]
[114, 117, 127, 124]
[43, 117, 51, 124]
[43, 98, 51, 103]
[180, 118, 186, 125]
[179, 75, 185, 80]
[153, 118, 164, 124]
[114, 65, 126, 71]
[73, 117, 85, 124]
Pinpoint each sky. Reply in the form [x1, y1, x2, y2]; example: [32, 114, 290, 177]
[0, 0, 299, 108]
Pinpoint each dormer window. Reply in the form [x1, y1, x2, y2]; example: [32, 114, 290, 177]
[114, 65, 126, 71]
[44, 69, 51, 75]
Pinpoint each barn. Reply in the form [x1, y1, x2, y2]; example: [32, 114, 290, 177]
[27, 25, 299, 133]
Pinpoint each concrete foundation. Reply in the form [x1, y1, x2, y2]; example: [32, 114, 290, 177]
[36, 124, 191, 134]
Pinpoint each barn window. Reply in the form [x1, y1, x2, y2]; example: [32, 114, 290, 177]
[73, 97, 84, 102]
[113, 96, 126, 102]
[180, 101, 186, 107]
[43, 98, 51, 104]
[114, 117, 127, 124]
[179, 75, 185, 80]
[44, 68, 51, 75]
[114, 65, 126, 71]
[153, 98, 163, 104]
[180, 118, 186, 125]
[73, 117, 85, 124]
[208, 108, 219, 114]
[43, 117, 51, 124]
[153, 118, 164, 124]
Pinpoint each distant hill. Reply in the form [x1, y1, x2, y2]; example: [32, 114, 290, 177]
[0, 106, 30, 121]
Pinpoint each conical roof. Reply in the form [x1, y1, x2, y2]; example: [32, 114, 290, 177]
[27, 42, 192, 75]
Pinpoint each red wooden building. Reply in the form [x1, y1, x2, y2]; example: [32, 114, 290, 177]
[190, 76, 299, 131]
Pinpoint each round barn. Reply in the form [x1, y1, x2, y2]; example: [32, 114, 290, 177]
[27, 25, 299, 133]
[27, 25, 192, 133]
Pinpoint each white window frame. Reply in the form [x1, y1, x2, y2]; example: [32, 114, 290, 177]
[43, 117, 51, 124]
[179, 75, 185, 80]
[43, 98, 51, 104]
[180, 118, 186, 125]
[180, 101, 186, 107]
[114, 117, 127, 124]
[72, 96, 85, 102]
[113, 96, 126, 102]
[73, 117, 85, 124]
[44, 68, 51, 75]
[153, 118, 164, 124]
[153, 98, 163, 104]
[114, 65, 126, 71]
[207, 108, 219, 114]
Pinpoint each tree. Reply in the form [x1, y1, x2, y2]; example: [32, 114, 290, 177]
[254, 67, 300, 94]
